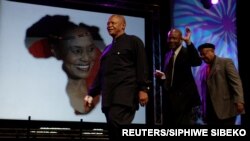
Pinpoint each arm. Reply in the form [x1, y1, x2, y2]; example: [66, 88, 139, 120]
[84, 48, 102, 112]
[186, 43, 202, 66]
[84, 68, 102, 108]
[182, 27, 202, 66]
[154, 52, 172, 86]
[225, 59, 244, 113]
[134, 36, 150, 106]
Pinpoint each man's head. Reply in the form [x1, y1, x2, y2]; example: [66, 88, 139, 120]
[167, 29, 183, 50]
[107, 14, 126, 39]
[198, 43, 216, 64]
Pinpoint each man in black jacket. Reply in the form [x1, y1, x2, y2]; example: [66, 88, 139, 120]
[155, 27, 202, 125]
[84, 14, 150, 140]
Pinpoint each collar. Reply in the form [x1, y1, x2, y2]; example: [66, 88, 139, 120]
[174, 45, 182, 56]
[113, 33, 126, 43]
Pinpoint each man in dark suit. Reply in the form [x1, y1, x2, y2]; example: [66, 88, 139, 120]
[198, 43, 244, 125]
[84, 14, 150, 140]
[155, 27, 202, 125]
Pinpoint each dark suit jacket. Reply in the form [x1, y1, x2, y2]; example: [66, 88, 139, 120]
[88, 34, 149, 109]
[163, 43, 202, 114]
[206, 57, 244, 119]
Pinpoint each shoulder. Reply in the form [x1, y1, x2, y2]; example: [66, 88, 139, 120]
[217, 57, 233, 63]
[126, 34, 143, 43]
[125, 35, 145, 49]
[216, 57, 235, 67]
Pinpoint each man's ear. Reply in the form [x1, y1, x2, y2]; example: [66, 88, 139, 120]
[122, 23, 126, 30]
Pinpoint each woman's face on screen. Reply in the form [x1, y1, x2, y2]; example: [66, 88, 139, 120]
[60, 27, 97, 79]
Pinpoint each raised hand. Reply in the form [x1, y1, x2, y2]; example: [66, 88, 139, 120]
[182, 26, 191, 44]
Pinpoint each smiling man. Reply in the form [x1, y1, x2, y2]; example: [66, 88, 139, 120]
[84, 14, 150, 140]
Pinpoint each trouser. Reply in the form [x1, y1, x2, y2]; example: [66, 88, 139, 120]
[102, 104, 136, 141]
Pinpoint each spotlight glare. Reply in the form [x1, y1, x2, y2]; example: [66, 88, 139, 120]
[211, 0, 219, 5]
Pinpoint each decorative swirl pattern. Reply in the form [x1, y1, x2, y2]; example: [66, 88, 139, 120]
[173, 0, 239, 124]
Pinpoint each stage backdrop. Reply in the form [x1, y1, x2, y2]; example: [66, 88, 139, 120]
[0, 0, 146, 124]
[173, 0, 239, 124]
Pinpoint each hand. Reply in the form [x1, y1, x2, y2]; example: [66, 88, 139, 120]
[182, 26, 191, 44]
[84, 95, 93, 108]
[235, 102, 244, 114]
[154, 70, 166, 79]
[139, 91, 148, 107]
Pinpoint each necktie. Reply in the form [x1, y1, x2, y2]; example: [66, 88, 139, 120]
[165, 50, 175, 88]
